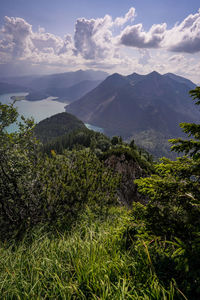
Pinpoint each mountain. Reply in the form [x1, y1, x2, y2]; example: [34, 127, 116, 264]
[66, 71, 199, 158]
[57, 79, 101, 102]
[21, 69, 107, 92]
[0, 82, 29, 95]
[0, 70, 107, 89]
[34, 111, 86, 143]
[0, 75, 39, 90]
[36, 79, 102, 103]
[163, 73, 196, 89]
[1, 69, 108, 102]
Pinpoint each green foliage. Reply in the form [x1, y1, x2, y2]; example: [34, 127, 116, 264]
[129, 138, 135, 149]
[111, 135, 122, 145]
[190, 86, 200, 105]
[0, 102, 119, 240]
[0, 102, 18, 129]
[133, 87, 200, 298]
[38, 150, 119, 230]
[0, 97, 189, 299]
[41, 127, 112, 155]
[101, 145, 154, 174]
[126, 202, 199, 299]
[170, 86, 200, 159]
[135, 156, 200, 239]
[34, 111, 86, 143]
[0, 102, 41, 240]
[0, 208, 179, 299]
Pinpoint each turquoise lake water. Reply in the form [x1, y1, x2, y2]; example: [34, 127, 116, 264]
[0, 92, 104, 133]
[0, 93, 67, 121]
[85, 123, 104, 133]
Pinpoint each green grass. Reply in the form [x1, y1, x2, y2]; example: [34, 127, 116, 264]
[0, 207, 180, 299]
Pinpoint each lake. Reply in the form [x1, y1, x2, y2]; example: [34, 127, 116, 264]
[0, 92, 67, 130]
[85, 123, 104, 133]
[0, 92, 104, 133]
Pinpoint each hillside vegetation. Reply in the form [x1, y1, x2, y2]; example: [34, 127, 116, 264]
[34, 111, 86, 143]
[0, 87, 199, 299]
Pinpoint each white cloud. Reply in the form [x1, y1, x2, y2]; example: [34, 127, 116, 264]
[0, 16, 74, 65]
[119, 23, 166, 48]
[1, 16, 33, 59]
[138, 49, 151, 65]
[74, 15, 114, 60]
[0, 8, 199, 83]
[119, 9, 200, 54]
[114, 7, 136, 26]
[166, 9, 200, 53]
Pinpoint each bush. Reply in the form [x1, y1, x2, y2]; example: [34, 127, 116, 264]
[132, 87, 200, 298]
[0, 102, 119, 240]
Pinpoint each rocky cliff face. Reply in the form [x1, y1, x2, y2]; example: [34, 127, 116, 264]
[104, 154, 148, 208]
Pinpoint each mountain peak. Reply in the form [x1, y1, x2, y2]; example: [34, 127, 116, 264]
[110, 72, 124, 78]
[129, 72, 140, 76]
[67, 69, 200, 160]
[148, 71, 161, 77]
[104, 73, 125, 82]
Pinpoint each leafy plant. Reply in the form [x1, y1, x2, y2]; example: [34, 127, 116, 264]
[133, 87, 200, 298]
[0, 102, 119, 240]
[0, 102, 41, 240]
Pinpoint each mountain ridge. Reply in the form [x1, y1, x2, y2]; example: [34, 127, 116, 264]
[0, 69, 108, 103]
[66, 71, 198, 157]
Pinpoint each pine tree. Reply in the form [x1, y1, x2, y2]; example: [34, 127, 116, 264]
[170, 86, 200, 159]
[134, 87, 200, 297]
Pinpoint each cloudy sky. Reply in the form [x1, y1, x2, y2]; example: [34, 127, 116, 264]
[0, 0, 200, 83]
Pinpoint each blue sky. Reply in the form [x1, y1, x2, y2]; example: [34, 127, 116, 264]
[0, 0, 200, 83]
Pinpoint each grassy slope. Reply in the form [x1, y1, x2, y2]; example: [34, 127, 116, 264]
[0, 207, 176, 299]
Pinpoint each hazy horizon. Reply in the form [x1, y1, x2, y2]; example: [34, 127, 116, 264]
[0, 0, 200, 84]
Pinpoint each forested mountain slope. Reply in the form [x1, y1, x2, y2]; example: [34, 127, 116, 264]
[34, 111, 86, 143]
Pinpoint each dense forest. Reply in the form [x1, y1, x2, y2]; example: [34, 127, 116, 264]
[0, 87, 199, 299]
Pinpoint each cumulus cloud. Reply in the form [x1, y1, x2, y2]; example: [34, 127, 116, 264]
[0, 16, 33, 59]
[0, 16, 74, 65]
[73, 7, 136, 61]
[119, 23, 167, 48]
[166, 9, 200, 53]
[119, 9, 200, 54]
[0, 7, 137, 67]
[74, 15, 114, 60]
[114, 7, 136, 26]
[0, 7, 200, 81]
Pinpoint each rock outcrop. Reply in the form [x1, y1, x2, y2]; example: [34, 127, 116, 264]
[104, 154, 148, 208]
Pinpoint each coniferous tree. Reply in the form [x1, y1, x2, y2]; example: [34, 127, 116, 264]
[134, 87, 200, 298]
[170, 87, 200, 159]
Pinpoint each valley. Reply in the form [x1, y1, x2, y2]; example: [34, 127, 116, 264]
[1, 69, 199, 158]
[1, 2, 200, 298]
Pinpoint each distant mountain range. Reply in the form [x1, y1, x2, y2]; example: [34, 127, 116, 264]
[0, 82, 29, 95]
[0, 69, 108, 102]
[1, 68, 199, 158]
[66, 71, 199, 158]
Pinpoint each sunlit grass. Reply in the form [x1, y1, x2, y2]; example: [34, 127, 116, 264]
[0, 207, 178, 299]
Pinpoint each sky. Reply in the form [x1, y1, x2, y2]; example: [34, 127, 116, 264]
[0, 0, 200, 83]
